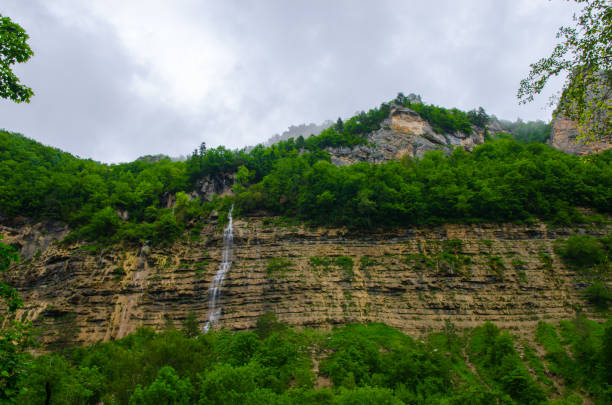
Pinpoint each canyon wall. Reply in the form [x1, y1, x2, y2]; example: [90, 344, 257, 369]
[1, 217, 608, 348]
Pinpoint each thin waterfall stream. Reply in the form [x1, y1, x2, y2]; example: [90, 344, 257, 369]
[203, 205, 234, 333]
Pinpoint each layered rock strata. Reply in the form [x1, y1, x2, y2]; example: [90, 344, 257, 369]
[1, 218, 608, 348]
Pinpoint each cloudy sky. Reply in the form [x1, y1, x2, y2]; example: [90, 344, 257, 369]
[1, 0, 578, 163]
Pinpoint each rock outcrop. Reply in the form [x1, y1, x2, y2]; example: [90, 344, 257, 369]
[548, 71, 611, 155]
[327, 104, 485, 166]
[548, 115, 612, 155]
[192, 172, 234, 201]
[1, 217, 608, 348]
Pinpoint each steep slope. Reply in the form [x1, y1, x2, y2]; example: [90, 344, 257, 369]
[2, 217, 608, 348]
[2, 99, 611, 352]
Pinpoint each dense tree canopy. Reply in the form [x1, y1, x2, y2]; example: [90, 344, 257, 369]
[495, 118, 552, 144]
[3, 315, 611, 404]
[0, 236, 34, 402]
[0, 98, 484, 246]
[235, 139, 612, 228]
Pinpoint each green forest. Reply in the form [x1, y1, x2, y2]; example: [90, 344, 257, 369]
[5, 314, 612, 405]
[1, 98, 610, 247]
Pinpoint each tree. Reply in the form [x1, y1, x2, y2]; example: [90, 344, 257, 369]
[467, 107, 490, 128]
[181, 311, 200, 338]
[0, 14, 36, 394]
[0, 14, 34, 103]
[130, 366, 193, 405]
[517, 0, 610, 141]
[335, 117, 344, 132]
[0, 237, 20, 312]
[394, 92, 407, 105]
[0, 237, 35, 402]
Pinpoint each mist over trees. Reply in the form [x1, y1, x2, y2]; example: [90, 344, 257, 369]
[263, 121, 334, 147]
[490, 116, 552, 144]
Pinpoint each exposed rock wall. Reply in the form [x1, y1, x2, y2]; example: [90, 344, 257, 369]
[548, 115, 612, 155]
[327, 105, 485, 166]
[1, 218, 608, 348]
[192, 172, 234, 201]
[548, 71, 611, 155]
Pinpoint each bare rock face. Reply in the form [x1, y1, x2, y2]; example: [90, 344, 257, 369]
[327, 104, 485, 166]
[548, 115, 612, 155]
[1, 218, 609, 349]
[192, 172, 234, 201]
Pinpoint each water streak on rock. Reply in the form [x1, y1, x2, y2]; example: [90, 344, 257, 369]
[203, 205, 234, 332]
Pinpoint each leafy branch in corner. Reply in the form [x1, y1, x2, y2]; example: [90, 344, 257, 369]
[517, 0, 611, 141]
[0, 14, 34, 103]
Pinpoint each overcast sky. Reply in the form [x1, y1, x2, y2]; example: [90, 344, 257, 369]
[1, 0, 579, 163]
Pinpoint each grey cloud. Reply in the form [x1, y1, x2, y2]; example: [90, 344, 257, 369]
[1, 0, 578, 163]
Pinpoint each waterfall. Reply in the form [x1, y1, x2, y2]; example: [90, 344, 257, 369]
[203, 205, 234, 333]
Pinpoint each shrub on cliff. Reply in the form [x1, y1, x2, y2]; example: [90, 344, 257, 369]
[555, 233, 611, 309]
[555, 234, 607, 269]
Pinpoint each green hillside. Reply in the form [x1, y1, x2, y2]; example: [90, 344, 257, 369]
[1, 99, 611, 246]
[9, 316, 612, 404]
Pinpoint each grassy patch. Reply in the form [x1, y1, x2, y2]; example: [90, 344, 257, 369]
[308, 255, 354, 281]
[407, 240, 471, 276]
[359, 255, 377, 278]
[335, 256, 354, 281]
[266, 257, 295, 278]
[487, 255, 505, 279]
[309, 256, 332, 272]
[538, 253, 553, 272]
[479, 239, 493, 248]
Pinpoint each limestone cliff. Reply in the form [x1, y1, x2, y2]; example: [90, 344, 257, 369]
[1, 217, 608, 349]
[327, 104, 485, 166]
[547, 71, 612, 155]
[548, 115, 612, 155]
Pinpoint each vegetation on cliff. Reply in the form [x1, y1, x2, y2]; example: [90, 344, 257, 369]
[4, 315, 611, 404]
[235, 139, 612, 228]
[2, 115, 611, 246]
[555, 234, 612, 309]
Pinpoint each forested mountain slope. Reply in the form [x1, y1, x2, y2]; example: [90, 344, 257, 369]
[1, 98, 612, 404]
[2, 98, 611, 246]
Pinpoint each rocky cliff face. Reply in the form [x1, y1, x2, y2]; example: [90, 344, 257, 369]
[328, 104, 485, 166]
[192, 172, 235, 201]
[548, 115, 612, 155]
[548, 71, 611, 155]
[1, 217, 608, 348]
